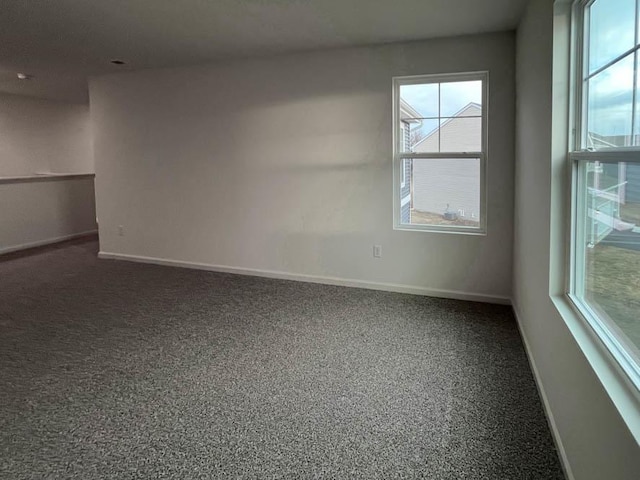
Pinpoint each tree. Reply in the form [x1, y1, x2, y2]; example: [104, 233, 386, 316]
[410, 128, 426, 147]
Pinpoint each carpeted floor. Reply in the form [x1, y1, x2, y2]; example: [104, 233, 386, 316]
[0, 239, 564, 479]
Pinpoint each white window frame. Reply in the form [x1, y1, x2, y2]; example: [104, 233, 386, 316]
[401, 157, 407, 189]
[392, 71, 489, 234]
[568, 0, 640, 390]
[399, 122, 406, 188]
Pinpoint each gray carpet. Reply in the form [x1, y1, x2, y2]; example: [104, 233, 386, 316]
[0, 240, 564, 479]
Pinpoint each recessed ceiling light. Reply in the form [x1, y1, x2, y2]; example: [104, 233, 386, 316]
[16, 73, 33, 80]
[110, 59, 126, 65]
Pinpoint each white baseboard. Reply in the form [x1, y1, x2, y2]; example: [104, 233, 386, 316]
[97, 251, 511, 305]
[0, 230, 98, 255]
[512, 304, 574, 480]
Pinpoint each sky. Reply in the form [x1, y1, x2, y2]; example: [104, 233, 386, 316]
[399, 0, 640, 141]
[586, 0, 638, 139]
[400, 80, 482, 143]
[400, 80, 482, 119]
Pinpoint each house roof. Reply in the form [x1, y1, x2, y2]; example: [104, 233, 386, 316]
[587, 132, 628, 149]
[412, 102, 481, 149]
[400, 100, 423, 124]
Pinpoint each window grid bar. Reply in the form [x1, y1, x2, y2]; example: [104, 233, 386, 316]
[570, 150, 640, 162]
[395, 152, 483, 160]
[584, 45, 640, 82]
[403, 116, 482, 121]
[632, 0, 640, 143]
[437, 83, 441, 153]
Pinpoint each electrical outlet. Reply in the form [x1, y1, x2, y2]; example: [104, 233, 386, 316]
[373, 245, 382, 258]
[118, 225, 124, 236]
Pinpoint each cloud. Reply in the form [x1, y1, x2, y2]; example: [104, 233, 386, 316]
[588, 54, 635, 136]
[400, 80, 481, 119]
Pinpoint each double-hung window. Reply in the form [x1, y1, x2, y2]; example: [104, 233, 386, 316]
[570, 0, 640, 386]
[392, 72, 488, 234]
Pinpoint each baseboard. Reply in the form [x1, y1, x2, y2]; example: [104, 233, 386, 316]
[512, 303, 574, 480]
[97, 251, 511, 305]
[0, 230, 98, 255]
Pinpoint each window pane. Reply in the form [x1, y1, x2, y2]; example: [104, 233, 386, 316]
[404, 157, 481, 227]
[588, 0, 636, 74]
[577, 160, 640, 355]
[440, 81, 482, 117]
[587, 54, 634, 147]
[439, 116, 482, 153]
[407, 119, 439, 153]
[635, 53, 640, 144]
[400, 83, 438, 118]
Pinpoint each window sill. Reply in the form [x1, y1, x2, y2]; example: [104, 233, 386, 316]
[551, 294, 640, 445]
[394, 224, 486, 236]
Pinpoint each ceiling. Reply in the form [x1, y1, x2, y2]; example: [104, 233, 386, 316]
[0, 0, 528, 104]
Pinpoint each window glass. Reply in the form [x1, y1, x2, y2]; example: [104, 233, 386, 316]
[440, 80, 482, 116]
[395, 74, 486, 233]
[403, 118, 439, 153]
[399, 81, 483, 154]
[439, 116, 482, 153]
[578, 160, 640, 354]
[403, 157, 481, 227]
[570, 0, 640, 384]
[587, 53, 634, 147]
[400, 83, 439, 117]
[589, 0, 636, 74]
[634, 53, 640, 140]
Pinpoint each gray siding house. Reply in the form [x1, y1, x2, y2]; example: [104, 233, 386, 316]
[410, 103, 482, 223]
[581, 133, 640, 244]
[399, 100, 421, 224]
[588, 133, 640, 204]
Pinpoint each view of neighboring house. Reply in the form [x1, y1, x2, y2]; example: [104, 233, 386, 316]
[400, 101, 482, 225]
[399, 100, 421, 224]
[583, 132, 640, 245]
[588, 132, 640, 203]
[413, 102, 482, 153]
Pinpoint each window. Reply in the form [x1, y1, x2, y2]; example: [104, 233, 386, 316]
[393, 72, 488, 233]
[570, 0, 640, 386]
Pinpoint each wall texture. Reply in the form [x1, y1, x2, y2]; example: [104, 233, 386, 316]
[514, 1, 640, 478]
[91, 32, 515, 301]
[0, 93, 92, 176]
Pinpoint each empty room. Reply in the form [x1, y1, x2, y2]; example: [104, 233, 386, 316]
[1, 0, 639, 478]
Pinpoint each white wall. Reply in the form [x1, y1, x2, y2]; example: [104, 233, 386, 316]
[0, 93, 93, 176]
[91, 32, 515, 302]
[515, 1, 640, 478]
[0, 177, 96, 253]
[0, 93, 96, 253]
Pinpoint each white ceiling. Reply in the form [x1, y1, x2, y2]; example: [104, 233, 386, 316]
[0, 0, 528, 104]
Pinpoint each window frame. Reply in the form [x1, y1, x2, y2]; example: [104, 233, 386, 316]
[568, 0, 640, 390]
[401, 157, 407, 189]
[392, 71, 489, 234]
